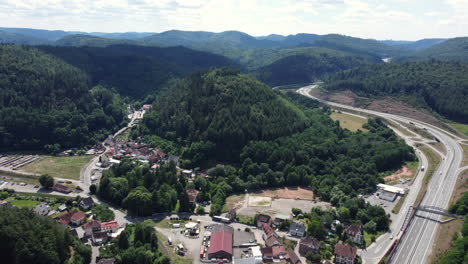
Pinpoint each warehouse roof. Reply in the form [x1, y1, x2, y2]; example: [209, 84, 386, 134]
[208, 231, 233, 255]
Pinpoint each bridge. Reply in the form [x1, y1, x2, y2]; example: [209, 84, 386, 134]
[414, 205, 464, 219]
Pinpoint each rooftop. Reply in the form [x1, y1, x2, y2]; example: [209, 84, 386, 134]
[334, 241, 357, 259]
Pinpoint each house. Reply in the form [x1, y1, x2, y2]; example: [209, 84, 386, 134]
[71, 211, 86, 225]
[262, 225, 278, 241]
[299, 236, 321, 256]
[33, 204, 50, 216]
[101, 220, 119, 233]
[186, 189, 199, 205]
[57, 210, 75, 225]
[142, 104, 152, 110]
[79, 197, 94, 210]
[207, 228, 233, 260]
[261, 245, 288, 261]
[289, 222, 306, 237]
[96, 258, 115, 264]
[272, 214, 289, 227]
[83, 219, 102, 237]
[256, 214, 272, 228]
[334, 241, 357, 264]
[57, 204, 67, 212]
[92, 230, 110, 245]
[344, 224, 363, 245]
[265, 236, 281, 248]
[53, 184, 72, 194]
[286, 248, 302, 264]
[0, 200, 11, 207]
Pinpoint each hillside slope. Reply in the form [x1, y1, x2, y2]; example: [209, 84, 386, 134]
[38, 45, 238, 98]
[397, 37, 468, 63]
[0, 45, 126, 151]
[324, 61, 468, 122]
[140, 68, 309, 162]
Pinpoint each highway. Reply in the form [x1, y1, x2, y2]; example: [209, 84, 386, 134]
[297, 85, 465, 264]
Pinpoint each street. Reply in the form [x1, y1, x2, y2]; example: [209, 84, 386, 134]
[297, 85, 466, 264]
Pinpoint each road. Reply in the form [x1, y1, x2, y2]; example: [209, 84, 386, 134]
[297, 85, 465, 264]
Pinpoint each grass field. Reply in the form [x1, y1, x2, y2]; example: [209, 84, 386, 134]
[330, 112, 368, 132]
[392, 194, 407, 214]
[364, 231, 384, 248]
[450, 122, 468, 137]
[8, 199, 41, 208]
[21, 155, 92, 180]
[461, 144, 468, 166]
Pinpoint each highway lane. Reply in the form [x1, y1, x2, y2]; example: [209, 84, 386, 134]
[297, 85, 464, 264]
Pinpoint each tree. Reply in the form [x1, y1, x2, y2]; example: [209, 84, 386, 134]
[292, 208, 303, 216]
[117, 231, 130, 250]
[92, 204, 115, 222]
[39, 174, 54, 188]
[196, 206, 205, 215]
[364, 220, 377, 234]
[89, 184, 97, 194]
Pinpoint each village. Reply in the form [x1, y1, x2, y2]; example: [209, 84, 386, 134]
[0, 103, 411, 264]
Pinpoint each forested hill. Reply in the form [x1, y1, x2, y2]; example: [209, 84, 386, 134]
[324, 61, 468, 123]
[396, 37, 468, 63]
[252, 52, 379, 86]
[139, 68, 309, 163]
[0, 45, 126, 151]
[38, 45, 238, 98]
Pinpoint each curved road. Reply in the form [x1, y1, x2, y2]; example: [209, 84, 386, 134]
[297, 85, 465, 264]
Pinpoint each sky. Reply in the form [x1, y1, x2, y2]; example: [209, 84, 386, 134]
[0, 0, 467, 40]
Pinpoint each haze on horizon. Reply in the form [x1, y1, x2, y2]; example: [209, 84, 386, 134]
[0, 0, 467, 41]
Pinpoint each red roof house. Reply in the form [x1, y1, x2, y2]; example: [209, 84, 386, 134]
[334, 241, 357, 264]
[101, 220, 119, 232]
[186, 189, 199, 204]
[207, 231, 233, 259]
[71, 211, 86, 225]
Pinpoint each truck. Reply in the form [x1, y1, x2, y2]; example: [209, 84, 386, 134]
[212, 216, 230, 223]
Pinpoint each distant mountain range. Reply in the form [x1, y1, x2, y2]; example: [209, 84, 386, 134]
[1, 27, 467, 87]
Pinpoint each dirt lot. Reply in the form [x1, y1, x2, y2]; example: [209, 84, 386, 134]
[250, 187, 315, 200]
[330, 112, 368, 132]
[314, 89, 447, 128]
[248, 196, 272, 207]
[384, 166, 413, 182]
[238, 198, 331, 217]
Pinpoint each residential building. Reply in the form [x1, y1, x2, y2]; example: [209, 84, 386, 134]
[257, 214, 272, 228]
[299, 236, 321, 256]
[186, 188, 199, 205]
[272, 214, 289, 227]
[344, 224, 363, 245]
[265, 236, 281, 248]
[53, 184, 72, 194]
[262, 225, 278, 241]
[83, 219, 102, 237]
[289, 222, 306, 237]
[261, 245, 288, 261]
[33, 204, 50, 216]
[92, 230, 109, 245]
[79, 197, 94, 210]
[286, 248, 302, 264]
[71, 211, 86, 225]
[57, 204, 67, 212]
[101, 220, 119, 233]
[334, 241, 357, 264]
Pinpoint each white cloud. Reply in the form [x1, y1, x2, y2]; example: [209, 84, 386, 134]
[0, 0, 466, 40]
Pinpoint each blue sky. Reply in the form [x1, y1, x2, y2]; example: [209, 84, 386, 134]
[0, 0, 467, 40]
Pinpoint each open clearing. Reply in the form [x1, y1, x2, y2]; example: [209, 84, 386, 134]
[250, 187, 315, 200]
[231, 187, 331, 217]
[248, 196, 272, 207]
[330, 111, 368, 132]
[21, 155, 92, 180]
[450, 122, 468, 137]
[384, 165, 413, 182]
